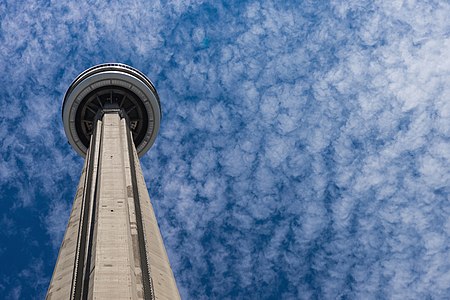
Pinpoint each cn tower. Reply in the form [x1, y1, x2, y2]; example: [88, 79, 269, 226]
[46, 64, 180, 299]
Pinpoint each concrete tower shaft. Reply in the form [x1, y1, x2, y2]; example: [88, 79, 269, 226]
[47, 64, 180, 300]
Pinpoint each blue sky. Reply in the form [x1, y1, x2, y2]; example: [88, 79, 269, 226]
[0, 0, 449, 299]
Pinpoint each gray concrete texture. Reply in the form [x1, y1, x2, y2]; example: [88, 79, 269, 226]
[47, 112, 180, 299]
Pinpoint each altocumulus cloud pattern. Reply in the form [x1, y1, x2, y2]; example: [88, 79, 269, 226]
[0, 0, 449, 299]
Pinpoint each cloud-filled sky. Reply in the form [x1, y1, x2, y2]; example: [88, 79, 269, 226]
[0, 0, 449, 299]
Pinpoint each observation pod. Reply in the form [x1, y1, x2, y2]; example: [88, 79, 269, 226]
[48, 64, 180, 300]
[62, 63, 161, 157]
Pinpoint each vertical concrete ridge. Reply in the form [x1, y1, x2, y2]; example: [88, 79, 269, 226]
[126, 118, 156, 300]
[83, 118, 103, 299]
[90, 112, 134, 299]
[46, 158, 88, 300]
[131, 141, 181, 300]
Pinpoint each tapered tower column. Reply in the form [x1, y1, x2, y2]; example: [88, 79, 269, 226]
[47, 64, 180, 300]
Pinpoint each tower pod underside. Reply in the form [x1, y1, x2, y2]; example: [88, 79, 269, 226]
[62, 63, 161, 157]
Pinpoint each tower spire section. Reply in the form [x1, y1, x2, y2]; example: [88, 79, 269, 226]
[47, 64, 180, 300]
